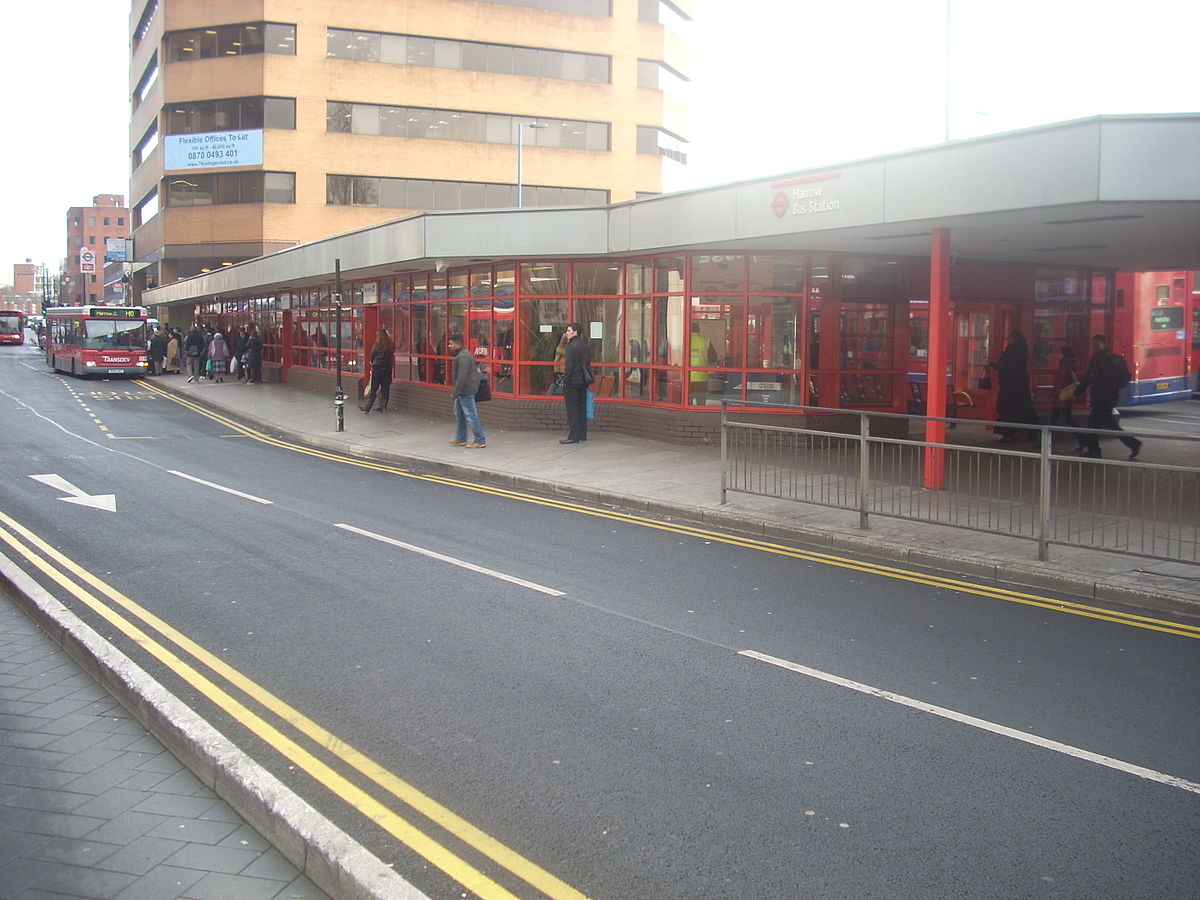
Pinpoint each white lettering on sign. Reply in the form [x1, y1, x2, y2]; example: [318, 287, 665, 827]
[788, 185, 840, 216]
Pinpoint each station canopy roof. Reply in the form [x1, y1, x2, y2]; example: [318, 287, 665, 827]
[149, 114, 1200, 306]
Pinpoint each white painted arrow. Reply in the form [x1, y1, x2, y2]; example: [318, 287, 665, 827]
[29, 474, 117, 512]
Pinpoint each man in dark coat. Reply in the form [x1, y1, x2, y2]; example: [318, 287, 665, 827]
[560, 322, 592, 444]
[1074, 334, 1141, 460]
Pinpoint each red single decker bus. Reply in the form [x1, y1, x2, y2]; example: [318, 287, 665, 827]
[43, 305, 151, 378]
[0, 310, 25, 345]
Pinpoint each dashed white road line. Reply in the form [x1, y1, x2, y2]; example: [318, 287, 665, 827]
[336, 523, 565, 596]
[168, 470, 274, 504]
[740, 649, 1200, 796]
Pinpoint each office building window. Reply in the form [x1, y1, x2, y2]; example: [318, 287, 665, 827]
[133, 0, 158, 48]
[327, 174, 607, 210]
[166, 97, 295, 133]
[637, 125, 688, 164]
[327, 102, 608, 150]
[133, 55, 158, 108]
[166, 172, 295, 207]
[133, 123, 159, 168]
[327, 28, 610, 84]
[134, 190, 159, 227]
[167, 22, 295, 61]
[486, 0, 609, 14]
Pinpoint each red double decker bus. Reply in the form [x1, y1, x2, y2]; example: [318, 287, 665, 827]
[1113, 271, 1196, 405]
[43, 305, 151, 378]
[0, 310, 25, 345]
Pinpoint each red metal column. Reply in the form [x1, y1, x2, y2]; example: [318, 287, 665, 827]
[924, 228, 951, 489]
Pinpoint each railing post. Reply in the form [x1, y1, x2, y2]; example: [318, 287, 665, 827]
[720, 400, 728, 505]
[858, 412, 870, 529]
[1038, 425, 1052, 560]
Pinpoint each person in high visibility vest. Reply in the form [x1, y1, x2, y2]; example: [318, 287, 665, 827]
[689, 322, 717, 405]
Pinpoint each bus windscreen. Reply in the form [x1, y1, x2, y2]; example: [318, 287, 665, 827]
[84, 319, 147, 350]
[0, 314, 23, 333]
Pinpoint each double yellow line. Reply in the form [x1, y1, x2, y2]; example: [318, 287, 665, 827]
[0, 509, 588, 900]
[143, 380, 1200, 641]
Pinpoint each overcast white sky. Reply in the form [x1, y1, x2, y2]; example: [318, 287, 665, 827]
[3, 0, 1198, 279]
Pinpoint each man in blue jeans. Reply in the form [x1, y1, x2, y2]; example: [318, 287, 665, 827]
[448, 334, 486, 448]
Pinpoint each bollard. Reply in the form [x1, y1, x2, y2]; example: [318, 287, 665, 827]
[334, 390, 346, 432]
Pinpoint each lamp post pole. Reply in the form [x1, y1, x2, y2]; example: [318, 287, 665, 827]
[334, 258, 345, 432]
[516, 122, 547, 208]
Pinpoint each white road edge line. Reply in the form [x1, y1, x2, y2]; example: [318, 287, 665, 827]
[336, 523, 565, 597]
[739, 649, 1200, 797]
[168, 470, 274, 504]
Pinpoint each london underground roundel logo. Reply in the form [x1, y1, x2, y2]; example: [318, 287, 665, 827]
[770, 191, 788, 218]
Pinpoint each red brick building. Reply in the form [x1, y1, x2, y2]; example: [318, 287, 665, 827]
[64, 195, 129, 304]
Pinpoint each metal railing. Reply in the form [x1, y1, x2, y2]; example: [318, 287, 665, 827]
[720, 401, 1200, 563]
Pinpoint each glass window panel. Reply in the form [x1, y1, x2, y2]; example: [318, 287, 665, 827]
[433, 39, 461, 68]
[486, 114, 511, 144]
[433, 181, 459, 210]
[408, 37, 435, 66]
[407, 179, 434, 208]
[585, 54, 610, 83]
[561, 120, 586, 149]
[691, 255, 745, 292]
[561, 52, 586, 81]
[841, 257, 901, 289]
[406, 107, 434, 138]
[265, 23, 295, 54]
[353, 176, 380, 205]
[379, 176, 407, 208]
[191, 101, 216, 134]
[460, 181, 486, 208]
[240, 172, 264, 203]
[486, 44, 512, 74]
[574, 297, 620, 363]
[513, 47, 538, 76]
[655, 256, 685, 293]
[209, 174, 239, 204]
[535, 186, 561, 206]
[637, 59, 658, 89]
[352, 30, 380, 61]
[352, 104, 380, 135]
[654, 295, 684, 366]
[327, 174, 352, 204]
[264, 97, 295, 129]
[240, 23, 265, 54]
[626, 261, 651, 293]
[560, 188, 586, 205]
[327, 28, 352, 59]
[484, 183, 514, 207]
[747, 296, 800, 369]
[237, 97, 263, 129]
[637, 125, 661, 155]
[585, 122, 609, 151]
[584, 189, 608, 205]
[430, 111, 458, 141]
[538, 119, 561, 146]
[538, 49, 564, 79]
[379, 106, 406, 136]
[461, 41, 488, 71]
[572, 261, 620, 295]
[459, 112, 486, 142]
[749, 255, 806, 292]
[521, 262, 567, 295]
[264, 172, 294, 203]
[380, 33, 407, 63]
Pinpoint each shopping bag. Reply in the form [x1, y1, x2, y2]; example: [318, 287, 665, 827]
[586, 390, 595, 419]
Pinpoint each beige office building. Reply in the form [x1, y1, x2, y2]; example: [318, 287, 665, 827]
[127, 0, 694, 295]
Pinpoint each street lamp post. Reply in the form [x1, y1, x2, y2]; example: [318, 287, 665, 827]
[516, 122, 547, 208]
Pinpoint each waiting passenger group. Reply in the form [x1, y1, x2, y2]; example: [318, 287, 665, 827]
[145, 323, 262, 385]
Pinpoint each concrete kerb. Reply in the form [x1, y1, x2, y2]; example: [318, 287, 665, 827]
[0, 550, 430, 900]
[162, 383, 1199, 617]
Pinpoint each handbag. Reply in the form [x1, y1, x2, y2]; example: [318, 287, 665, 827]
[1058, 380, 1078, 402]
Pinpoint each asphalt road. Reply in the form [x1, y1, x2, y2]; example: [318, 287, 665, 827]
[2, 343, 1198, 900]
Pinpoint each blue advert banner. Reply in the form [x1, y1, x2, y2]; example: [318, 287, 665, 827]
[164, 130, 264, 171]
